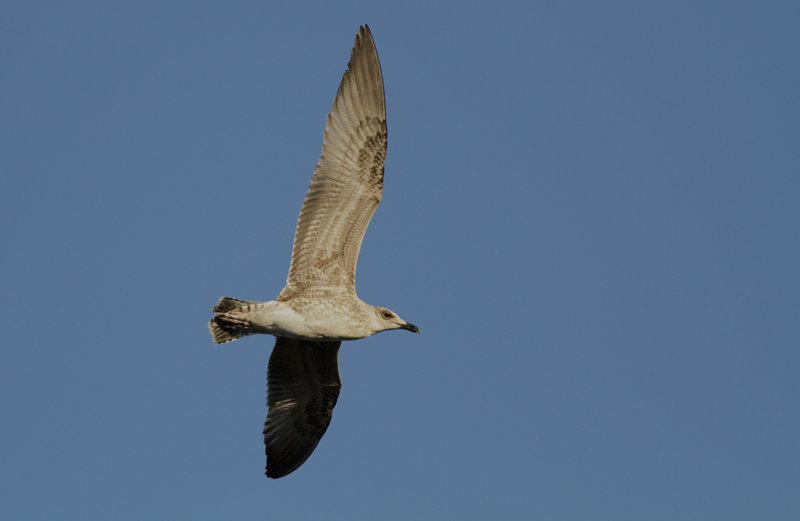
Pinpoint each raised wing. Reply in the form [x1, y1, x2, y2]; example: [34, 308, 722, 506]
[280, 25, 386, 299]
[263, 337, 342, 478]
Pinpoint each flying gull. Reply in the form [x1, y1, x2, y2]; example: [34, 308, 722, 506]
[209, 25, 419, 479]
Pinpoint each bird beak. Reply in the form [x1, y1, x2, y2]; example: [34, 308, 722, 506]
[400, 322, 420, 333]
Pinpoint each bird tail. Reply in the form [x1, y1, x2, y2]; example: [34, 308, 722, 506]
[208, 297, 261, 344]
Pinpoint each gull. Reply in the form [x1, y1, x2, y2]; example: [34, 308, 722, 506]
[208, 25, 419, 479]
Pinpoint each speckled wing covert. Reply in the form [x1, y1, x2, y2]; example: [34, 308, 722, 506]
[279, 25, 387, 300]
[263, 337, 342, 478]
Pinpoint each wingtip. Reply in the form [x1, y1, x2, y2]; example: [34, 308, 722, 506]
[355, 24, 375, 50]
[265, 466, 287, 479]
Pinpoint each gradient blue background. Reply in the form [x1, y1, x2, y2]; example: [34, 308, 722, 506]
[2, 1, 798, 519]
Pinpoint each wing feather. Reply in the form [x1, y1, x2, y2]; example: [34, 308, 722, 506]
[280, 25, 386, 299]
[263, 337, 342, 478]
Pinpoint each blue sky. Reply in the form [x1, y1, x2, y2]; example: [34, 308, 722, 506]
[1, 1, 798, 519]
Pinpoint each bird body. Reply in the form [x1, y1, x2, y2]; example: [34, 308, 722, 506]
[210, 295, 413, 342]
[208, 25, 418, 479]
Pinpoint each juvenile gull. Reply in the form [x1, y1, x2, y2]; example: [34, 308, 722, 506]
[209, 25, 418, 479]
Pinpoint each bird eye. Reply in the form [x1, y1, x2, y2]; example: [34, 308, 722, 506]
[382, 310, 394, 319]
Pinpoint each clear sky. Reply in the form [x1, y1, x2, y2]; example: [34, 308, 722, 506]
[1, 1, 798, 520]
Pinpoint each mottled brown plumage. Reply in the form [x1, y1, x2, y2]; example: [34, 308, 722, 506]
[208, 26, 418, 479]
[279, 27, 387, 300]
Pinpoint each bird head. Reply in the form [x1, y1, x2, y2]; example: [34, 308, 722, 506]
[371, 306, 419, 335]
